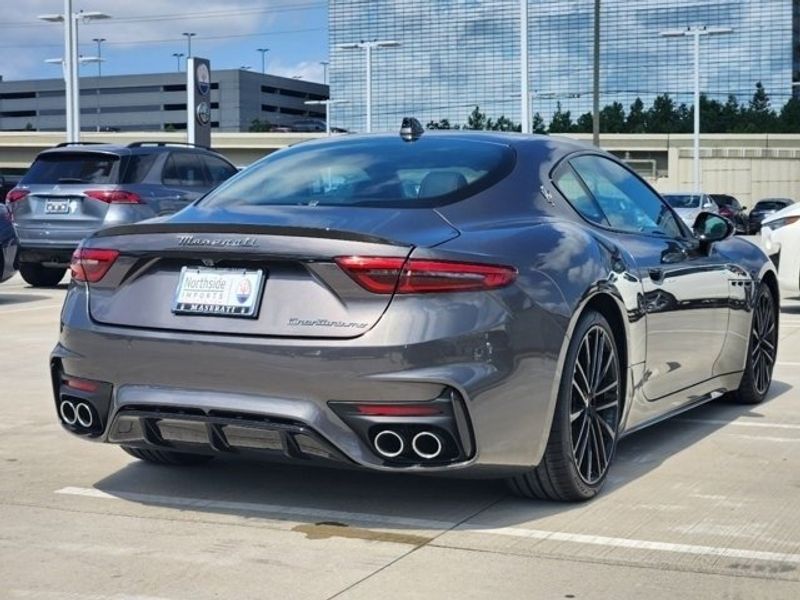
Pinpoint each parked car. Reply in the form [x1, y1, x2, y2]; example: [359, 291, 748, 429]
[661, 192, 719, 227]
[1, 174, 23, 202]
[710, 194, 748, 233]
[291, 118, 327, 132]
[761, 202, 800, 297]
[6, 141, 237, 287]
[52, 131, 778, 502]
[748, 198, 795, 234]
[1, 203, 18, 283]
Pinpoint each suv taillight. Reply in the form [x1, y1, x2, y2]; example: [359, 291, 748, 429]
[84, 189, 142, 204]
[70, 248, 120, 283]
[6, 188, 29, 203]
[335, 256, 517, 294]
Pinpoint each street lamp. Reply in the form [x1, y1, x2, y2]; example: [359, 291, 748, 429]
[172, 52, 185, 72]
[257, 48, 270, 74]
[305, 99, 349, 135]
[660, 25, 733, 193]
[336, 40, 401, 133]
[38, 3, 111, 143]
[319, 60, 329, 85]
[182, 32, 196, 58]
[92, 37, 106, 132]
[519, 0, 529, 134]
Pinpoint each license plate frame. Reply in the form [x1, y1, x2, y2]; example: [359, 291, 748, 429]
[172, 267, 266, 319]
[44, 199, 71, 215]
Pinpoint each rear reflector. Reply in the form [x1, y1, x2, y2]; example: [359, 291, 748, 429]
[70, 248, 120, 283]
[336, 256, 516, 294]
[84, 189, 142, 204]
[6, 188, 29, 203]
[64, 377, 99, 393]
[355, 404, 443, 417]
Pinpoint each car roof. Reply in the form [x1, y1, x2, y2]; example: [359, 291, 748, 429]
[37, 142, 228, 160]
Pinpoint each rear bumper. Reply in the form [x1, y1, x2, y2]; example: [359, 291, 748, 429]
[51, 283, 567, 476]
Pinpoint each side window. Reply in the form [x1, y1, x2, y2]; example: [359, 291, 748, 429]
[553, 166, 607, 225]
[202, 155, 237, 185]
[569, 155, 683, 237]
[120, 154, 158, 184]
[162, 153, 208, 187]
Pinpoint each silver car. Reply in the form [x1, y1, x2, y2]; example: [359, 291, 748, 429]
[661, 192, 720, 228]
[7, 142, 237, 287]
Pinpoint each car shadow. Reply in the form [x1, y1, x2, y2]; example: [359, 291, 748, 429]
[90, 378, 792, 531]
[0, 292, 52, 306]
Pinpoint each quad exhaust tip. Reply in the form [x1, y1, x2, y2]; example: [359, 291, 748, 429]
[373, 430, 404, 458]
[412, 431, 443, 459]
[59, 400, 94, 429]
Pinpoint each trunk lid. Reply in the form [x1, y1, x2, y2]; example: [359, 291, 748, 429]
[84, 206, 459, 339]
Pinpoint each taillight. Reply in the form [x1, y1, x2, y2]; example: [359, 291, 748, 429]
[6, 188, 29, 203]
[336, 256, 517, 294]
[70, 248, 119, 283]
[84, 189, 142, 204]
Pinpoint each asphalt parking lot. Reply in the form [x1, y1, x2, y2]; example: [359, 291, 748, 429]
[2, 270, 800, 600]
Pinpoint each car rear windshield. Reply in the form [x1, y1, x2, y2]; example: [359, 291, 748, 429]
[200, 136, 516, 209]
[663, 194, 701, 208]
[21, 152, 119, 185]
[711, 195, 737, 207]
[755, 200, 791, 210]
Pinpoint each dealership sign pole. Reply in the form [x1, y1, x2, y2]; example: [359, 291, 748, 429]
[187, 57, 211, 147]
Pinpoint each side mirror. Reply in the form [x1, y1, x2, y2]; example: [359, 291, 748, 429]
[693, 212, 734, 253]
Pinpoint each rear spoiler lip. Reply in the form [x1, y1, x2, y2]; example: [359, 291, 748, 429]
[89, 221, 405, 247]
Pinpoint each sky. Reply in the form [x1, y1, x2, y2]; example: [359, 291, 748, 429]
[0, 1, 329, 83]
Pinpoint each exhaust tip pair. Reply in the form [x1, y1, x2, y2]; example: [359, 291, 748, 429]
[59, 400, 94, 429]
[373, 429, 444, 461]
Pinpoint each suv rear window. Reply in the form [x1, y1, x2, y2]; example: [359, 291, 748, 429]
[21, 152, 119, 185]
[200, 136, 515, 209]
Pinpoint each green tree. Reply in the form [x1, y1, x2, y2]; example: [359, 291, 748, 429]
[248, 118, 272, 132]
[742, 81, 779, 132]
[426, 118, 453, 130]
[779, 97, 800, 133]
[548, 102, 574, 133]
[600, 101, 626, 133]
[574, 112, 594, 133]
[750, 81, 771, 112]
[531, 112, 547, 134]
[699, 94, 725, 133]
[626, 98, 646, 133]
[466, 106, 487, 130]
[720, 95, 741, 132]
[645, 94, 678, 133]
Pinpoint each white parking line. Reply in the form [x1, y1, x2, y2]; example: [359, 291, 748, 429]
[0, 303, 62, 315]
[676, 418, 800, 430]
[776, 361, 800, 367]
[56, 486, 800, 565]
[464, 526, 800, 564]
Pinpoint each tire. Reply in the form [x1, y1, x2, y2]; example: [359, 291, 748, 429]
[727, 282, 777, 405]
[19, 263, 66, 287]
[509, 310, 623, 501]
[122, 446, 214, 466]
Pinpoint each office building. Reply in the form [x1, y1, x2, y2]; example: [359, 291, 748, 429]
[329, 0, 799, 132]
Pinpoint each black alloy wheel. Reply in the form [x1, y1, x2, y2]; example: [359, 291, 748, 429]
[728, 283, 778, 405]
[509, 310, 622, 501]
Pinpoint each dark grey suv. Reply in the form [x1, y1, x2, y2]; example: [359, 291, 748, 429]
[7, 142, 237, 287]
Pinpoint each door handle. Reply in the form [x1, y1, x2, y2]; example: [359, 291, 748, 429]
[649, 268, 664, 283]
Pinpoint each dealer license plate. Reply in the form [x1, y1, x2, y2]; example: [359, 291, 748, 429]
[45, 199, 71, 214]
[173, 267, 265, 318]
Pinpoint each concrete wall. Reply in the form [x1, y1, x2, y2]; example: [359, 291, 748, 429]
[0, 132, 798, 205]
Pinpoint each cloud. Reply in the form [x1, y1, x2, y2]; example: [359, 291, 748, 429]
[267, 59, 325, 83]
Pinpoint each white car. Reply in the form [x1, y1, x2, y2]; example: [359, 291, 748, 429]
[661, 193, 719, 227]
[761, 203, 800, 296]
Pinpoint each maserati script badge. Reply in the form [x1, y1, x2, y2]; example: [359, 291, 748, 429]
[177, 235, 258, 248]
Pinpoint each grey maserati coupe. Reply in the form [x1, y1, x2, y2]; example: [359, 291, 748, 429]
[51, 127, 779, 501]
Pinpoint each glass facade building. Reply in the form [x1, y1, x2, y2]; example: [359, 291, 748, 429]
[329, 0, 799, 133]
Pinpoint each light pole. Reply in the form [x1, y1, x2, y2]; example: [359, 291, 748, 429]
[519, 0, 530, 133]
[92, 37, 106, 132]
[257, 48, 270, 74]
[38, 4, 111, 143]
[319, 60, 329, 85]
[182, 32, 196, 58]
[336, 40, 401, 133]
[172, 52, 185, 72]
[592, 0, 600, 147]
[305, 99, 349, 135]
[660, 26, 733, 193]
